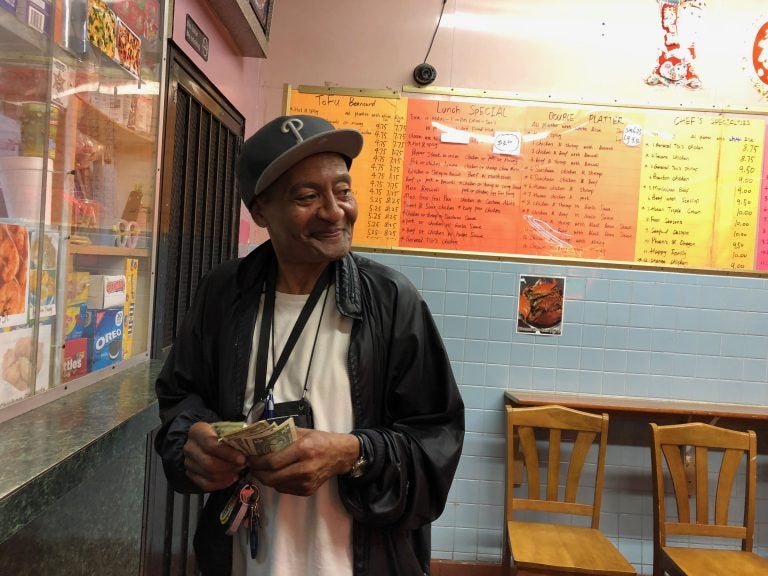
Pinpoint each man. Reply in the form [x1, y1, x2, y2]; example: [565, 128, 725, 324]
[154, 114, 464, 576]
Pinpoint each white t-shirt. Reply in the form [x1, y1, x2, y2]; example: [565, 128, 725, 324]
[233, 285, 354, 576]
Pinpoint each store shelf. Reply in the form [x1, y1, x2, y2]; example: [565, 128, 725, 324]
[76, 93, 155, 148]
[68, 243, 150, 258]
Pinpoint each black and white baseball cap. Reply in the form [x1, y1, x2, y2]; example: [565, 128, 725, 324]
[236, 115, 363, 208]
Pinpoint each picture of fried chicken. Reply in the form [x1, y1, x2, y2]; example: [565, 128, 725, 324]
[2, 335, 44, 393]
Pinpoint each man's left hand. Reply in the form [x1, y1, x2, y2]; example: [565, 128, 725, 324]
[246, 429, 360, 496]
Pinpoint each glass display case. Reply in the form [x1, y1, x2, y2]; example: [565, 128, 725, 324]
[0, 0, 163, 410]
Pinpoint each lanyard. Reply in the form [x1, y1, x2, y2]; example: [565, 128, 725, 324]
[251, 262, 331, 418]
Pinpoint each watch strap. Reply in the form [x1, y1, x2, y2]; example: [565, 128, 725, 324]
[348, 431, 372, 478]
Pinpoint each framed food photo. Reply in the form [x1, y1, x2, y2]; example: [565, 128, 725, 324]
[517, 275, 566, 336]
[250, 0, 272, 36]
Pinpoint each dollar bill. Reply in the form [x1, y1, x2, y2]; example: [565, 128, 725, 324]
[215, 418, 297, 456]
[211, 421, 248, 437]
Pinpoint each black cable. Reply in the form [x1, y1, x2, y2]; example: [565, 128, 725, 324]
[423, 0, 448, 63]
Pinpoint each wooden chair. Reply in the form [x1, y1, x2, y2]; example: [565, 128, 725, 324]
[504, 404, 636, 575]
[649, 422, 768, 576]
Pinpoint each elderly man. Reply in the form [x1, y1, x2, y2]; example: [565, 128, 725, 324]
[155, 114, 464, 576]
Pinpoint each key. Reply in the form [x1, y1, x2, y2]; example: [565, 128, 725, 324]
[224, 483, 256, 535]
[219, 477, 249, 527]
[248, 487, 261, 559]
[219, 490, 240, 527]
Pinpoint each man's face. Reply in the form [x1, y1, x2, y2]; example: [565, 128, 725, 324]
[251, 152, 358, 267]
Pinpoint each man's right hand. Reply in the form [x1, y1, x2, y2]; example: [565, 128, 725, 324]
[183, 421, 247, 491]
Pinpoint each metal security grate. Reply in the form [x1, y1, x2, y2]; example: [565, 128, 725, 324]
[152, 48, 243, 358]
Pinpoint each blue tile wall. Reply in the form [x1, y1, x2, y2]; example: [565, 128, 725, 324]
[364, 250, 768, 575]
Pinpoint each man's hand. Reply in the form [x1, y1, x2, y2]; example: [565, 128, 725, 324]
[184, 421, 247, 491]
[247, 429, 359, 496]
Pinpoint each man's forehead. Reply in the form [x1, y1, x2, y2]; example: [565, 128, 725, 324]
[260, 153, 350, 200]
[281, 152, 351, 180]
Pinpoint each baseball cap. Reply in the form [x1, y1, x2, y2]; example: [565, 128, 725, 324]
[236, 115, 364, 207]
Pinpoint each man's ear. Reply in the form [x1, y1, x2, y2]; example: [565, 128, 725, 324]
[249, 200, 268, 228]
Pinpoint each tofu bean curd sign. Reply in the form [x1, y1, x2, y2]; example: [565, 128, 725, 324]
[288, 88, 768, 272]
[288, 92, 408, 246]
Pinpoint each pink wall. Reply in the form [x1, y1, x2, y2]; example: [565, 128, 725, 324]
[172, 0, 268, 249]
[259, 0, 767, 118]
[172, 0, 262, 132]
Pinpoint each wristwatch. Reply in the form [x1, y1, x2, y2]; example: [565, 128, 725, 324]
[348, 432, 370, 478]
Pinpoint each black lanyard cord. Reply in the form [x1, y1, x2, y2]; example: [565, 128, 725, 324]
[272, 282, 330, 402]
[250, 262, 332, 418]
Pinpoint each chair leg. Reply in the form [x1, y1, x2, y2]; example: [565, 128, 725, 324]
[653, 549, 664, 576]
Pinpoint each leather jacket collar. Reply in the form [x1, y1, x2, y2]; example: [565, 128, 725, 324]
[235, 240, 362, 320]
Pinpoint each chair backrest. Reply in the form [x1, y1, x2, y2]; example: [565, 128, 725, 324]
[649, 422, 757, 552]
[505, 404, 609, 529]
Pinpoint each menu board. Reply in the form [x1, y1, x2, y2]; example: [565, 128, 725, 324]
[288, 91, 407, 246]
[288, 88, 768, 272]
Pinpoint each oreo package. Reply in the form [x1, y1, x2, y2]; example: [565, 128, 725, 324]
[83, 307, 124, 370]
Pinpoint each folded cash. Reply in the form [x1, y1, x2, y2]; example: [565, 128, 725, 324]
[211, 421, 248, 437]
[214, 418, 297, 456]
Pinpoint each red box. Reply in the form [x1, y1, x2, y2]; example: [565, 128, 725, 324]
[62, 338, 88, 381]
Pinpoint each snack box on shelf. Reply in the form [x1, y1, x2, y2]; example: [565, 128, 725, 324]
[64, 303, 87, 340]
[123, 258, 137, 359]
[83, 307, 123, 370]
[87, 274, 126, 309]
[62, 337, 88, 382]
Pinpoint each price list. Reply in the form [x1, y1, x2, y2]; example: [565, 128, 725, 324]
[712, 118, 764, 270]
[636, 116, 719, 268]
[290, 88, 768, 273]
[364, 110, 406, 246]
[288, 90, 407, 248]
[519, 107, 643, 261]
[399, 98, 525, 252]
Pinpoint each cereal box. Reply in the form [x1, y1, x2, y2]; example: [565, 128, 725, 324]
[122, 258, 137, 359]
[83, 307, 123, 370]
[64, 303, 87, 340]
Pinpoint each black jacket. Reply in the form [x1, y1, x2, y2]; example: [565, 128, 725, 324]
[155, 241, 464, 575]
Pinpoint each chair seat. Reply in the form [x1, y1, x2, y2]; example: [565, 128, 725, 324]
[508, 520, 636, 575]
[663, 546, 768, 576]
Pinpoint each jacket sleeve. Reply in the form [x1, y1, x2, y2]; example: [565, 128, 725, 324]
[339, 274, 465, 530]
[154, 273, 223, 494]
